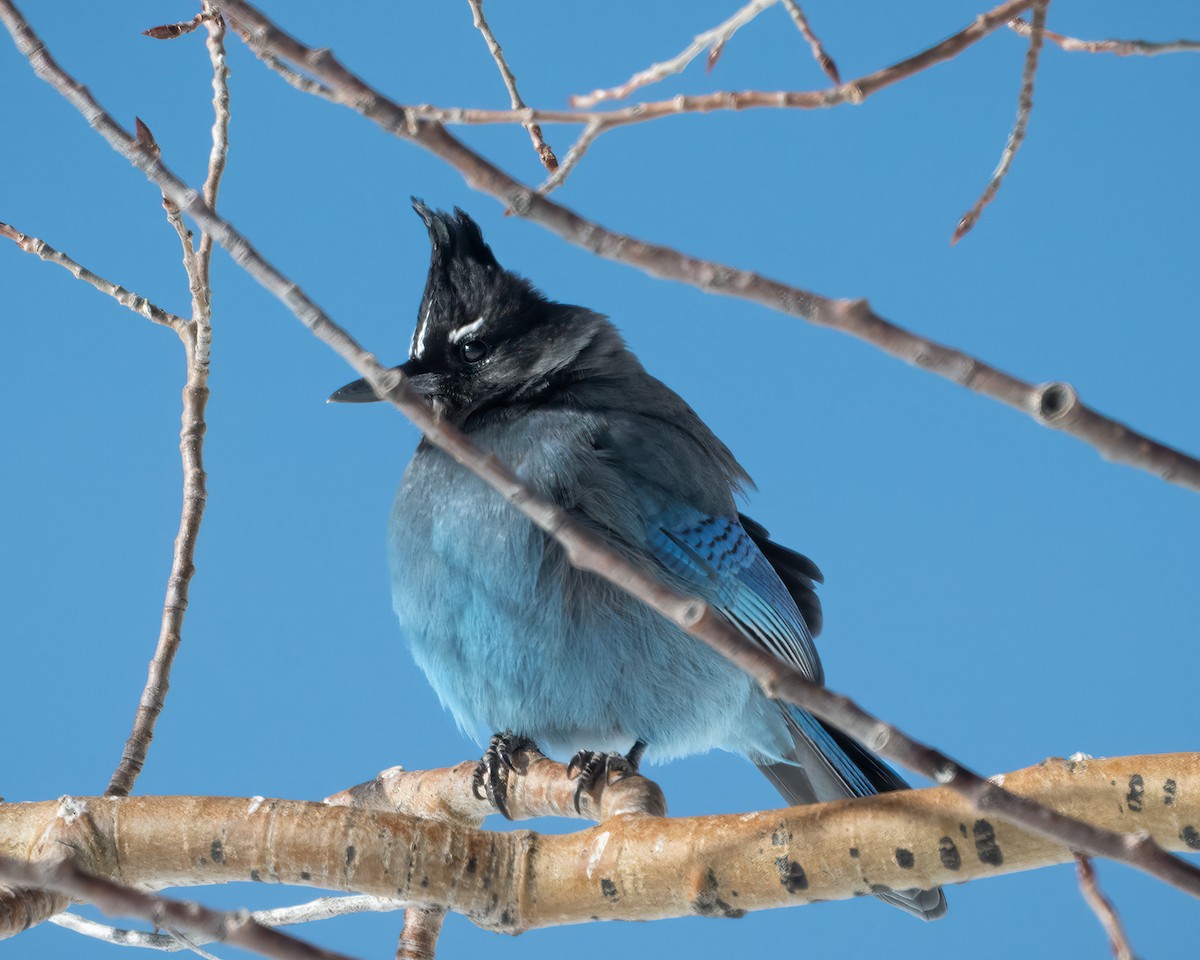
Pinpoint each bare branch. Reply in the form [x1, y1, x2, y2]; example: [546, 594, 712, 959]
[50, 896, 403, 953]
[0, 221, 184, 329]
[780, 0, 840, 83]
[0, 857, 359, 960]
[199, 4, 231, 282]
[217, 0, 1200, 493]
[572, 0, 777, 107]
[104, 91, 217, 804]
[466, 0, 557, 171]
[537, 120, 601, 194]
[954, 0, 1048, 243]
[1010, 16, 1200, 56]
[1076, 856, 1137, 960]
[1, 755, 1197, 938]
[7, 0, 1200, 901]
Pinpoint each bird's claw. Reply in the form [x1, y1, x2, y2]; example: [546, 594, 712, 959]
[472, 732, 536, 819]
[566, 741, 646, 814]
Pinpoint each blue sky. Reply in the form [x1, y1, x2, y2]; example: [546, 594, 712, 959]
[2, 1, 1198, 957]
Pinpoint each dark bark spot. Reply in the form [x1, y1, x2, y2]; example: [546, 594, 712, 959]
[775, 856, 809, 893]
[299, 871, 311, 881]
[938, 837, 961, 871]
[894, 848, 914, 869]
[1181, 825, 1200, 850]
[250, 869, 262, 882]
[420, 876, 430, 888]
[600, 878, 619, 901]
[345, 845, 357, 866]
[692, 868, 745, 918]
[1165, 779, 1177, 805]
[466, 856, 478, 874]
[1126, 774, 1145, 813]
[973, 820, 1003, 866]
[959, 823, 968, 838]
[210, 840, 224, 864]
[848, 847, 859, 859]
[499, 909, 513, 927]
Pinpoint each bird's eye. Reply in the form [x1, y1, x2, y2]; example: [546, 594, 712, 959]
[460, 339, 488, 363]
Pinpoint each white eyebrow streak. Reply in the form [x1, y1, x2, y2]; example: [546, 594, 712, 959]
[411, 299, 433, 360]
[448, 316, 487, 344]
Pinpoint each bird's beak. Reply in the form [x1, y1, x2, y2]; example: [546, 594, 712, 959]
[327, 358, 433, 404]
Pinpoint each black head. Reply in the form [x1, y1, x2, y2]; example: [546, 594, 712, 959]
[330, 199, 617, 424]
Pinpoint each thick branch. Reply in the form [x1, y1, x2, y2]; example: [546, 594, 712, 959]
[214, 0, 1200, 492]
[0, 755, 1197, 940]
[5, 0, 1200, 899]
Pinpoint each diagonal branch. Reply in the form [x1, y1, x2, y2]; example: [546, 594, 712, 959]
[466, 0, 556, 171]
[0, 856, 359, 960]
[218, 0, 1200, 494]
[953, 0, 1048, 243]
[6, 0, 1200, 901]
[0, 221, 184, 329]
[779, 0, 840, 83]
[572, 0, 778, 108]
[1075, 855, 1137, 960]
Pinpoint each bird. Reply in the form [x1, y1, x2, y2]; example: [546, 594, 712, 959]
[330, 200, 946, 921]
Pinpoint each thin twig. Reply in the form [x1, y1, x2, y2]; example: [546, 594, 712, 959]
[1010, 17, 1200, 56]
[9, 1, 1200, 901]
[537, 120, 601, 193]
[1075, 856, 1137, 960]
[780, 0, 840, 83]
[953, 0, 1048, 243]
[199, 4, 230, 284]
[219, 0, 1200, 495]
[466, 0, 556, 171]
[50, 896, 403, 952]
[572, 0, 777, 107]
[224, 14, 336, 100]
[104, 55, 223, 801]
[0, 857, 359, 960]
[0, 221, 184, 329]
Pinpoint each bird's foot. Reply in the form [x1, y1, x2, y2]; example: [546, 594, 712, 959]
[472, 731, 538, 819]
[566, 741, 647, 814]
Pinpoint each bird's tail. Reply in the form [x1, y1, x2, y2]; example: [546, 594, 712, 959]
[756, 705, 947, 921]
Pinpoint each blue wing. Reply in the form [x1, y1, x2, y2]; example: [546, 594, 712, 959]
[646, 511, 824, 684]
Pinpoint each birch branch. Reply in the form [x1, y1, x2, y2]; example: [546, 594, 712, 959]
[4, 0, 1200, 898]
[214, 0, 1200, 495]
[0, 754, 1196, 942]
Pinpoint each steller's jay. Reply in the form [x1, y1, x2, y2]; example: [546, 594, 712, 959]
[331, 201, 946, 920]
